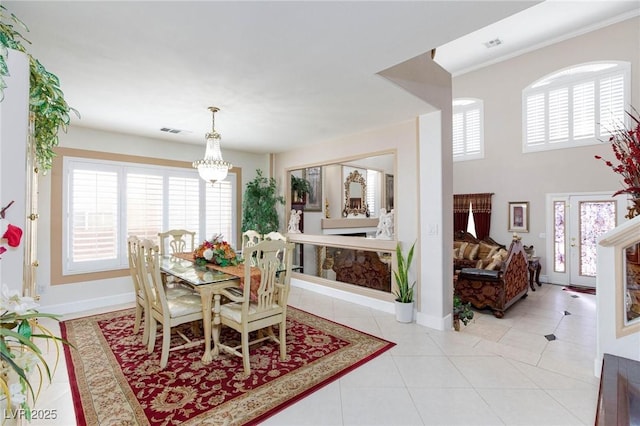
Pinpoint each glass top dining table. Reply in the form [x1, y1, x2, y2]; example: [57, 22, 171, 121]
[159, 255, 241, 364]
[160, 255, 238, 286]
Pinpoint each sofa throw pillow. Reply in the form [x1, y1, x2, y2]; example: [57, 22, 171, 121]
[463, 243, 480, 261]
[497, 249, 509, 261]
[484, 252, 506, 271]
[457, 242, 468, 260]
[478, 242, 498, 260]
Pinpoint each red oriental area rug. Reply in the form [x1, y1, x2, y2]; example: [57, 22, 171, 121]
[61, 307, 395, 425]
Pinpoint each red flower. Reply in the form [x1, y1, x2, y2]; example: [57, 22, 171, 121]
[595, 108, 640, 204]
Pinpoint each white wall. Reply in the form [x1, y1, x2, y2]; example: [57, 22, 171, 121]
[0, 49, 29, 294]
[452, 17, 640, 275]
[37, 125, 269, 313]
[596, 216, 640, 375]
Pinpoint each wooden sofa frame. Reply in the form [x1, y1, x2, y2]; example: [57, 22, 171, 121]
[454, 237, 529, 318]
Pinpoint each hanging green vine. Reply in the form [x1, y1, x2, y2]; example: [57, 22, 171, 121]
[0, 5, 78, 171]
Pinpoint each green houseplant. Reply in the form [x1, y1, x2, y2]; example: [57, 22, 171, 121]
[453, 294, 474, 331]
[0, 284, 71, 419]
[290, 175, 312, 203]
[242, 169, 285, 235]
[0, 5, 78, 171]
[393, 241, 415, 322]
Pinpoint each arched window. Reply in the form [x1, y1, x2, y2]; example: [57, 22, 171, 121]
[453, 98, 484, 161]
[522, 61, 630, 152]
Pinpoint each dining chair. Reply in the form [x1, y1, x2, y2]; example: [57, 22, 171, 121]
[263, 231, 287, 242]
[127, 235, 150, 344]
[241, 230, 262, 251]
[242, 230, 262, 266]
[138, 239, 206, 369]
[158, 229, 196, 256]
[218, 239, 295, 376]
[158, 229, 197, 288]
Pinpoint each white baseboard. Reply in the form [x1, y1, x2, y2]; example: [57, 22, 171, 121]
[417, 311, 450, 331]
[291, 278, 394, 314]
[42, 292, 135, 316]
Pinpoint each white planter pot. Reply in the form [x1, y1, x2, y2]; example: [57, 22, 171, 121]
[394, 300, 414, 323]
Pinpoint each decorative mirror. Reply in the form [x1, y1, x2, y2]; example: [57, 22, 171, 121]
[342, 169, 369, 217]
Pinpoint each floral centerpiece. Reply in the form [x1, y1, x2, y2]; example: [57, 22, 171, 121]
[595, 108, 640, 219]
[0, 284, 70, 420]
[194, 234, 241, 267]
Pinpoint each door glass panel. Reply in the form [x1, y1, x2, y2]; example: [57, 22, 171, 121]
[554, 201, 566, 273]
[579, 201, 616, 277]
[625, 242, 640, 325]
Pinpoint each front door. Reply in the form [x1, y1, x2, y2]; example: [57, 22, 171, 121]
[547, 192, 626, 288]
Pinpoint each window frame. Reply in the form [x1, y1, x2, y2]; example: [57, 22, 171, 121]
[51, 147, 242, 284]
[452, 98, 484, 162]
[522, 61, 630, 153]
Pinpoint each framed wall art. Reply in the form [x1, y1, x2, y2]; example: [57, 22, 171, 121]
[303, 166, 322, 211]
[508, 201, 529, 232]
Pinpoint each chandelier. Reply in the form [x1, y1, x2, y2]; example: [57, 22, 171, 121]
[193, 106, 232, 183]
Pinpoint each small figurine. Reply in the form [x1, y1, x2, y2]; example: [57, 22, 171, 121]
[324, 198, 330, 219]
[375, 208, 394, 240]
[288, 209, 302, 233]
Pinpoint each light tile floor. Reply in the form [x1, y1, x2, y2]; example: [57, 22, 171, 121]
[32, 283, 598, 425]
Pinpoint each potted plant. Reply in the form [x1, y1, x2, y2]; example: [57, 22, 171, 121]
[453, 294, 474, 331]
[0, 5, 78, 171]
[291, 175, 312, 204]
[393, 241, 415, 323]
[242, 169, 285, 235]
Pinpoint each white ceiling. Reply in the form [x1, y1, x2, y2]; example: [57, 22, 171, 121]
[4, 1, 639, 154]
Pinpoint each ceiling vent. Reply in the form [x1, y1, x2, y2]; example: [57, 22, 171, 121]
[160, 127, 187, 134]
[483, 38, 503, 49]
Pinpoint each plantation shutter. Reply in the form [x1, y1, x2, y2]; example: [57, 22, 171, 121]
[168, 176, 201, 243]
[452, 100, 483, 160]
[366, 169, 378, 216]
[525, 93, 546, 147]
[206, 175, 235, 247]
[126, 173, 163, 241]
[548, 88, 568, 143]
[572, 81, 595, 139]
[599, 73, 625, 135]
[67, 166, 119, 272]
[465, 108, 481, 154]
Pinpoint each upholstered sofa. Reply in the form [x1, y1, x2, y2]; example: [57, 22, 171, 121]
[454, 237, 529, 318]
[453, 231, 506, 272]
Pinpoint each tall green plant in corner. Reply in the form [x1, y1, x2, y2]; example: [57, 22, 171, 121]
[0, 5, 78, 171]
[242, 169, 285, 235]
[393, 241, 416, 303]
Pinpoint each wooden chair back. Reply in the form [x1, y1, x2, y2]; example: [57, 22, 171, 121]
[158, 229, 196, 256]
[218, 239, 295, 375]
[139, 239, 168, 317]
[242, 230, 262, 251]
[264, 231, 287, 242]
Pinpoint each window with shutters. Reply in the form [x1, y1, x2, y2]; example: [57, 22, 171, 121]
[62, 156, 237, 275]
[366, 169, 382, 217]
[452, 98, 484, 162]
[523, 61, 630, 153]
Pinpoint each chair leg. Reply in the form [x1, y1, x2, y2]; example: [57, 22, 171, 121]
[141, 307, 150, 345]
[147, 318, 157, 354]
[161, 322, 171, 369]
[242, 329, 251, 376]
[134, 304, 142, 334]
[279, 321, 286, 361]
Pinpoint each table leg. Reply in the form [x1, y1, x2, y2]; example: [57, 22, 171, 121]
[535, 263, 542, 287]
[213, 293, 222, 356]
[528, 267, 536, 291]
[198, 286, 214, 364]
